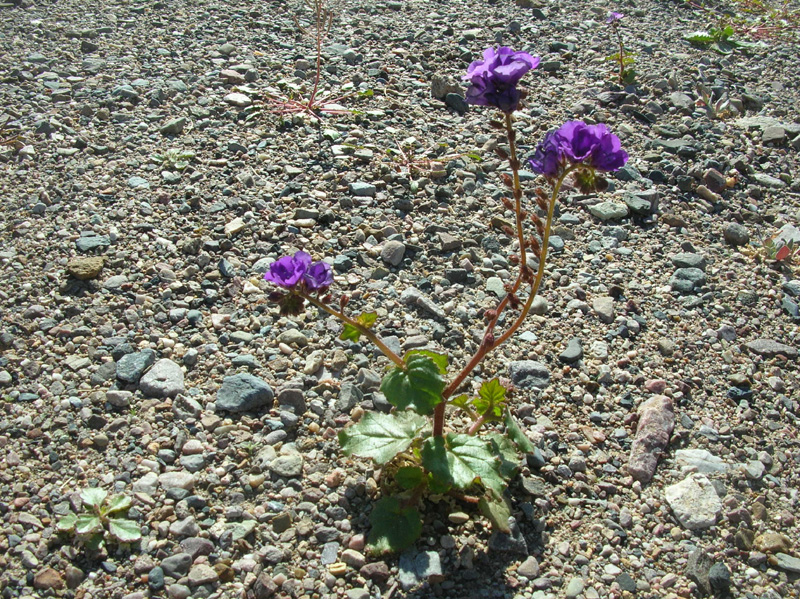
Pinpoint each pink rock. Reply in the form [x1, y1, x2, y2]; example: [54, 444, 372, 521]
[628, 395, 674, 483]
[644, 379, 667, 394]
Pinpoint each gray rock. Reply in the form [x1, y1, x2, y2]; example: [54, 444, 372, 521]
[775, 553, 800, 574]
[675, 449, 728, 474]
[486, 277, 507, 299]
[160, 117, 187, 135]
[745, 339, 797, 359]
[349, 181, 376, 197]
[670, 267, 706, 293]
[723, 223, 749, 246]
[160, 553, 192, 578]
[508, 361, 550, 389]
[116, 350, 156, 384]
[708, 562, 731, 593]
[268, 454, 303, 478]
[224, 92, 251, 107]
[488, 518, 528, 554]
[762, 126, 785, 144]
[400, 287, 446, 320]
[686, 549, 712, 595]
[665, 473, 722, 530]
[670, 252, 707, 270]
[127, 176, 150, 189]
[559, 338, 583, 364]
[277, 387, 306, 413]
[170, 517, 200, 537]
[565, 577, 584, 599]
[623, 194, 652, 215]
[588, 201, 629, 221]
[216, 374, 274, 412]
[335, 382, 363, 413]
[76, 234, 111, 252]
[381, 240, 406, 267]
[628, 395, 674, 483]
[139, 359, 184, 398]
[431, 73, 462, 100]
[776, 223, 800, 246]
[669, 91, 694, 111]
[445, 93, 468, 115]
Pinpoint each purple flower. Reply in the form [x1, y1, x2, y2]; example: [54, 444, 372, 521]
[463, 46, 540, 113]
[304, 261, 333, 290]
[528, 121, 628, 178]
[606, 11, 624, 24]
[264, 251, 311, 288]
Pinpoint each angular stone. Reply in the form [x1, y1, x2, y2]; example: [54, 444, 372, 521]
[188, 564, 218, 587]
[754, 532, 792, 554]
[589, 201, 629, 221]
[381, 240, 406, 267]
[774, 553, 800, 574]
[675, 449, 728, 474]
[517, 556, 539, 578]
[670, 267, 706, 293]
[745, 339, 797, 359]
[628, 395, 674, 483]
[686, 549, 712, 595]
[116, 350, 156, 384]
[665, 473, 722, 530]
[224, 92, 251, 107]
[33, 568, 64, 591]
[593, 296, 615, 323]
[161, 553, 192, 578]
[139, 359, 185, 398]
[160, 117, 187, 135]
[559, 337, 583, 364]
[216, 373, 274, 412]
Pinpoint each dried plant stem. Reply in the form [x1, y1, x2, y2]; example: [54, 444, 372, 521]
[302, 293, 404, 367]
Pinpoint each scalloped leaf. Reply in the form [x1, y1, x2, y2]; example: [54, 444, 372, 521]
[368, 497, 422, 554]
[472, 378, 507, 421]
[395, 466, 425, 490]
[381, 353, 445, 416]
[75, 514, 103, 536]
[478, 494, 512, 533]
[103, 494, 132, 516]
[57, 513, 77, 533]
[108, 518, 142, 543]
[421, 434, 505, 495]
[80, 488, 107, 509]
[404, 350, 448, 375]
[339, 411, 426, 465]
[339, 311, 378, 342]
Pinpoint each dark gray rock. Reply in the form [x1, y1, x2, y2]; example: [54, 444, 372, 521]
[723, 223, 749, 246]
[508, 361, 550, 389]
[686, 548, 712, 595]
[670, 268, 706, 293]
[76, 234, 111, 252]
[216, 373, 274, 412]
[116, 350, 156, 384]
[745, 339, 797, 359]
[708, 562, 731, 593]
[445, 93, 468, 115]
[335, 382, 363, 413]
[160, 553, 192, 578]
[559, 338, 583, 364]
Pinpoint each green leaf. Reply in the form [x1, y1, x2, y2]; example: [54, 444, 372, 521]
[404, 350, 448, 375]
[711, 41, 734, 54]
[427, 472, 451, 494]
[478, 494, 512, 533]
[487, 433, 520, 480]
[85, 533, 104, 551]
[368, 496, 422, 554]
[103, 494, 131, 516]
[421, 434, 505, 495]
[57, 513, 77, 532]
[108, 518, 142, 543]
[720, 24, 734, 40]
[75, 514, 103, 536]
[686, 30, 714, 44]
[338, 411, 426, 465]
[472, 378, 506, 421]
[339, 311, 378, 342]
[380, 354, 445, 416]
[80, 488, 107, 509]
[505, 409, 535, 453]
[395, 466, 425, 490]
[450, 394, 476, 418]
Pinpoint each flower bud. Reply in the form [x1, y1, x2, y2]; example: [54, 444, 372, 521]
[501, 225, 515, 238]
[501, 197, 514, 211]
[339, 295, 350, 309]
[495, 147, 509, 160]
[484, 309, 497, 322]
[508, 293, 520, 309]
[508, 254, 520, 265]
[501, 173, 514, 189]
[482, 333, 495, 349]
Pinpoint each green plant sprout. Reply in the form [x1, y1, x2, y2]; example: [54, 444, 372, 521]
[57, 488, 142, 551]
[150, 148, 196, 171]
[695, 82, 737, 119]
[684, 20, 763, 53]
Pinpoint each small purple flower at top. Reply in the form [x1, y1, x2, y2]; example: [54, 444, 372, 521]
[606, 11, 624, 24]
[304, 261, 333, 290]
[528, 121, 628, 179]
[463, 46, 540, 113]
[264, 251, 311, 288]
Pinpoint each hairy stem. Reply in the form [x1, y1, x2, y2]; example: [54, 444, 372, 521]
[302, 293, 404, 367]
[433, 113, 528, 437]
[615, 26, 625, 83]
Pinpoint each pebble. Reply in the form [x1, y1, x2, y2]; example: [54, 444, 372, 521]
[665, 473, 722, 530]
[216, 373, 274, 413]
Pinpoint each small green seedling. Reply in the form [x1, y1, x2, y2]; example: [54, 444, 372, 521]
[150, 148, 196, 171]
[57, 488, 141, 550]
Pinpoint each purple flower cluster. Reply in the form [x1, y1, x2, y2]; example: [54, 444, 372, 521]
[528, 121, 628, 179]
[264, 251, 332, 291]
[606, 11, 624, 24]
[463, 47, 540, 114]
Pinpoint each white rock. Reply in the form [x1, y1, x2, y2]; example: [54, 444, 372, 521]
[664, 473, 721, 530]
[675, 449, 728, 474]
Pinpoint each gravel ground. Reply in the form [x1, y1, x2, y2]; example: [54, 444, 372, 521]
[1, 0, 800, 598]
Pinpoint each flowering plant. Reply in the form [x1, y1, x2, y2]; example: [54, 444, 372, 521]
[605, 11, 635, 84]
[263, 47, 628, 553]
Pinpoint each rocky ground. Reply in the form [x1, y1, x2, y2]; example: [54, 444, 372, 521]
[1, 0, 800, 597]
